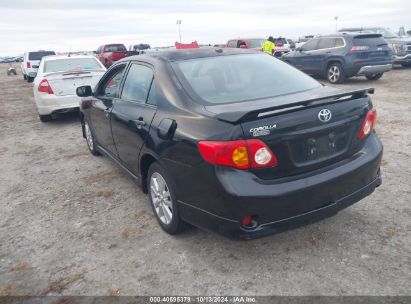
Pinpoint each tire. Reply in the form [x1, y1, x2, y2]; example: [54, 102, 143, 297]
[401, 62, 411, 68]
[366, 73, 383, 81]
[27, 76, 34, 83]
[104, 60, 110, 68]
[23, 74, 27, 80]
[84, 120, 100, 156]
[39, 114, 52, 122]
[147, 162, 187, 235]
[326, 63, 345, 84]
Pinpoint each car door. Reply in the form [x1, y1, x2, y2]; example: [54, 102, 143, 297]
[308, 38, 337, 74]
[293, 39, 319, 72]
[89, 63, 127, 156]
[110, 62, 157, 175]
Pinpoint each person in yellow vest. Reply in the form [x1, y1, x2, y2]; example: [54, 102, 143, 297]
[262, 36, 276, 56]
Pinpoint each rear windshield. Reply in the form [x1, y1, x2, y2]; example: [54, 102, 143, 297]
[274, 38, 287, 46]
[173, 54, 320, 105]
[247, 39, 265, 48]
[28, 51, 55, 61]
[44, 58, 103, 73]
[105, 44, 127, 52]
[354, 35, 387, 46]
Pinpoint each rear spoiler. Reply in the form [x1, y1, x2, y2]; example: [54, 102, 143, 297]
[215, 88, 374, 123]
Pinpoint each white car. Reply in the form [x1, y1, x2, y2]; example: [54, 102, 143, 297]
[33, 55, 106, 122]
[21, 51, 55, 82]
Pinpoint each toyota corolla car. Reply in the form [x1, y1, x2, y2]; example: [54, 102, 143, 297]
[76, 48, 383, 239]
[33, 55, 106, 122]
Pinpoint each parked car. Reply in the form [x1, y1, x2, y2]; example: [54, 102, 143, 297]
[272, 37, 292, 57]
[33, 55, 106, 122]
[95, 44, 128, 68]
[76, 48, 382, 239]
[21, 50, 56, 82]
[282, 33, 392, 83]
[128, 44, 151, 56]
[226, 38, 265, 51]
[339, 27, 411, 67]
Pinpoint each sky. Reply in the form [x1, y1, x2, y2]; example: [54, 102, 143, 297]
[0, 0, 410, 56]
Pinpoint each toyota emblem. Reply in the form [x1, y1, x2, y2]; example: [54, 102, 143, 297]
[318, 109, 332, 123]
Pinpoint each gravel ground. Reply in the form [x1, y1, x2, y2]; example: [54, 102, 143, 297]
[0, 62, 410, 296]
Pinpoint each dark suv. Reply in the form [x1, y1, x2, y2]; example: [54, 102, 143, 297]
[282, 33, 392, 83]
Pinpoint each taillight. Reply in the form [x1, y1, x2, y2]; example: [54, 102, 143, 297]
[351, 46, 369, 52]
[27, 62, 31, 68]
[358, 109, 377, 139]
[197, 139, 278, 169]
[38, 79, 54, 94]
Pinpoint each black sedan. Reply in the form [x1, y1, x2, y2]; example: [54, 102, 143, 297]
[77, 48, 382, 239]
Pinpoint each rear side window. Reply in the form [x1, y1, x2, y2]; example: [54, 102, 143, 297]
[173, 53, 320, 105]
[335, 38, 345, 47]
[121, 64, 153, 102]
[43, 58, 103, 73]
[353, 35, 387, 46]
[28, 51, 55, 60]
[317, 38, 336, 49]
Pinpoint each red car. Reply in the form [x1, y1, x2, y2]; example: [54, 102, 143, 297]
[95, 44, 128, 67]
[226, 38, 265, 51]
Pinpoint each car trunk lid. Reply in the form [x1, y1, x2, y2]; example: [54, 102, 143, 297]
[45, 70, 105, 96]
[206, 87, 374, 179]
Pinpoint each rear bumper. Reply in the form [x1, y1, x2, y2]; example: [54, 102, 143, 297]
[393, 54, 411, 64]
[356, 64, 392, 76]
[35, 94, 80, 115]
[177, 134, 383, 239]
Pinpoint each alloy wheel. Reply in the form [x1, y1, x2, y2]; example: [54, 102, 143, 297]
[328, 66, 340, 83]
[84, 121, 94, 150]
[150, 172, 173, 225]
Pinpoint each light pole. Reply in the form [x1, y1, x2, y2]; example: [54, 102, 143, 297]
[176, 19, 182, 43]
[334, 16, 339, 32]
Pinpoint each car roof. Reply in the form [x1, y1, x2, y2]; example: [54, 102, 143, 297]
[316, 33, 383, 38]
[123, 48, 259, 63]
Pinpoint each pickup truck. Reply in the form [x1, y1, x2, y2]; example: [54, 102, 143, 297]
[95, 44, 128, 67]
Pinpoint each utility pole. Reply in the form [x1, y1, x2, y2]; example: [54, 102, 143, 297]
[334, 16, 339, 32]
[176, 19, 182, 43]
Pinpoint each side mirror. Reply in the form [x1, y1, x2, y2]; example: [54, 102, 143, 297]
[76, 85, 93, 97]
[239, 44, 247, 49]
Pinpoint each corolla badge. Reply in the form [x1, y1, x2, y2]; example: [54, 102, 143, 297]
[249, 124, 277, 137]
[318, 109, 332, 123]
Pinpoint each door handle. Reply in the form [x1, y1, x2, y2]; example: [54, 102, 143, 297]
[133, 118, 146, 129]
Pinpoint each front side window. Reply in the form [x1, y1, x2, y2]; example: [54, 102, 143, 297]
[173, 53, 320, 105]
[121, 64, 154, 102]
[301, 39, 319, 51]
[100, 65, 126, 97]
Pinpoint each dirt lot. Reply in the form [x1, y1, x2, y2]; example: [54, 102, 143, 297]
[0, 62, 410, 296]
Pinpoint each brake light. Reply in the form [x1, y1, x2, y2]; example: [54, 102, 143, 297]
[351, 46, 369, 52]
[38, 79, 54, 94]
[197, 139, 278, 169]
[358, 109, 377, 139]
[27, 62, 31, 68]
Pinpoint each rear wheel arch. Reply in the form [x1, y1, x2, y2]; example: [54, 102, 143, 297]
[140, 153, 158, 193]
